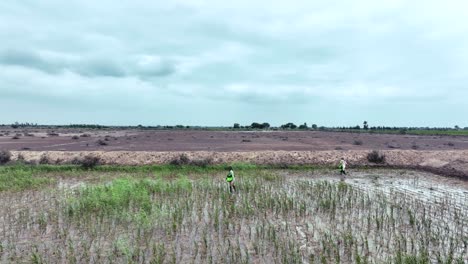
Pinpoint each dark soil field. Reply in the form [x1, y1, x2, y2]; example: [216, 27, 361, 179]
[1, 129, 467, 152]
[2, 128, 468, 179]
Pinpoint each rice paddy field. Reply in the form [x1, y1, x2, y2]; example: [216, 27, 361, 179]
[0, 165, 467, 263]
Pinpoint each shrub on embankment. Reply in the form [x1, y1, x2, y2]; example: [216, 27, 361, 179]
[0, 150, 11, 164]
[367, 150, 386, 164]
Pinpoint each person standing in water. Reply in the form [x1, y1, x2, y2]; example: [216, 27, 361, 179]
[226, 166, 236, 193]
[339, 158, 347, 175]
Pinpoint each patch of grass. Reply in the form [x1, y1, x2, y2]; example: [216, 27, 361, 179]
[0, 163, 333, 177]
[0, 169, 53, 192]
[67, 177, 192, 220]
[394, 251, 430, 264]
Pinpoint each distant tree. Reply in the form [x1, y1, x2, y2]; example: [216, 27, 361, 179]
[311, 124, 318, 130]
[233, 123, 240, 129]
[250, 122, 270, 129]
[281, 123, 297, 129]
[363, 121, 369, 130]
[454, 125, 460, 130]
[251, 122, 261, 129]
[298, 122, 308, 129]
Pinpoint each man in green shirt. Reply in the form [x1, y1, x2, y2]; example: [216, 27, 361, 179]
[226, 166, 236, 193]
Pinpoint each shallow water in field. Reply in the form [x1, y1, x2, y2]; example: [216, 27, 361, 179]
[291, 169, 468, 209]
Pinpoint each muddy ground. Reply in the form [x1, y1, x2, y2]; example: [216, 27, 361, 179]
[1, 128, 468, 179]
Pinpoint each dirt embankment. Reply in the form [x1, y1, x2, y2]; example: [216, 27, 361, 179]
[11, 150, 468, 179]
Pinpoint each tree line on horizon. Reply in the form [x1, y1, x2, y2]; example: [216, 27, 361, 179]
[2, 121, 466, 131]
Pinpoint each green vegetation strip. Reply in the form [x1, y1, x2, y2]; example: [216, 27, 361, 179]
[0, 163, 330, 175]
[0, 168, 53, 192]
[0, 163, 331, 192]
[67, 177, 192, 220]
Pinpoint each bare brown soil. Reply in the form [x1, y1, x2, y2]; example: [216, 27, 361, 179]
[1, 129, 467, 151]
[2, 129, 468, 179]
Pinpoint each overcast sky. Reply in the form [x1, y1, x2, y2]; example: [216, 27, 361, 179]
[1, 0, 467, 127]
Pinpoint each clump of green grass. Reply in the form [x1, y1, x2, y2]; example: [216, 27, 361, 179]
[67, 177, 192, 219]
[0, 169, 53, 192]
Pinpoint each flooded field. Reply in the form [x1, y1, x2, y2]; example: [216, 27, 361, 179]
[0, 167, 467, 263]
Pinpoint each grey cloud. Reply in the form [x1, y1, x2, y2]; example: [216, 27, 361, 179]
[74, 59, 126, 77]
[0, 50, 63, 74]
[0, 49, 176, 79]
[1, 0, 467, 126]
[132, 59, 176, 78]
[74, 57, 177, 79]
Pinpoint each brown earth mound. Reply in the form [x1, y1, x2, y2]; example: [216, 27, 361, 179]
[11, 149, 468, 179]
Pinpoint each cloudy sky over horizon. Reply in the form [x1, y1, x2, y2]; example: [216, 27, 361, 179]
[1, 0, 467, 127]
